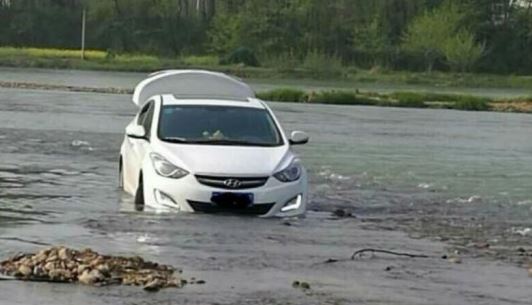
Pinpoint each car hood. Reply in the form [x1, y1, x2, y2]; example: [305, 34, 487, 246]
[155, 142, 292, 176]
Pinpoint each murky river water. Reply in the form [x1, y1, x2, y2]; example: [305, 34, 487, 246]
[0, 69, 532, 304]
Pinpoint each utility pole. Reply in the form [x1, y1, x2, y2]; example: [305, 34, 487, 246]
[81, 8, 86, 60]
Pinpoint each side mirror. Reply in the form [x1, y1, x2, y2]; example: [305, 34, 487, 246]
[126, 125, 147, 139]
[289, 131, 309, 145]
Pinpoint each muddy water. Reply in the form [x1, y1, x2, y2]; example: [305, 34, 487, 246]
[0, 84, 532, 304]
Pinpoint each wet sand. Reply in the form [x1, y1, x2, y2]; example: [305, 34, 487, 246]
[2, 214, 531, 305]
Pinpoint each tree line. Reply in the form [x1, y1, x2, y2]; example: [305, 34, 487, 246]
[1, 0, 532, 74]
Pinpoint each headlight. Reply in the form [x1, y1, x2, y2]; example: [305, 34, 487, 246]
[150, 153, 188, 179]
[274, 159, 302, 182]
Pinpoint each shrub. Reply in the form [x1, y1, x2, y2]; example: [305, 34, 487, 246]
[310, 90, 376, 106]
[442, 30, 485, 72]
[114, 54, 160, 64]
[261, 52, 300, 72]
[389, 92, 426, 104]
[388, 91, 489, 109]
[302, 50, 344, 78]
[395, 99, 427, 108]
[402, 2, 464, 72]
[182, 55, 219, 66]
[220, 47, 259, 67]
[453, 96, 489, 111]
[257, 88, 306, 102]
[105, 49, 117, 60]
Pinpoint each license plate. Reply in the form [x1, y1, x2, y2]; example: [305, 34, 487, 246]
[211, 192, 254, 208]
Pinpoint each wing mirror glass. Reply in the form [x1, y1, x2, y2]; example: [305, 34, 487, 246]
[126, 125, 147, 139]
[289, 131, 309, 145]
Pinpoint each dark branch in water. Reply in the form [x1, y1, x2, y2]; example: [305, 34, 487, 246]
[320, 249, 430, 265]
[0, 237, 52, 246]
[351, 249, 430, 260]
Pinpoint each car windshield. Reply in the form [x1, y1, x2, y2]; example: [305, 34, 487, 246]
[158, 105, 283, 146]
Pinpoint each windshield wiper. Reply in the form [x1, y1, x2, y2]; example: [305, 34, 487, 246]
[162, 137, 188, 143]
[162, 137, 277, 146]
[187, 139, 274, 147]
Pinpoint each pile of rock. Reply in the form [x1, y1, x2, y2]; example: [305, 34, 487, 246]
[0, 247, 185, 292]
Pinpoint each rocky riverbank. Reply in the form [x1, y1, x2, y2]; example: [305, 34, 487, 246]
[0, 246, 188, 292]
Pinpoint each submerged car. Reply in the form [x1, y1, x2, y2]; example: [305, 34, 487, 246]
[119, 70, 309, 217]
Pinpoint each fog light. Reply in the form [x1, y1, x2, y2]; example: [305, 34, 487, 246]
[281, 194, 302, 212]
[154, 189, 177, 206]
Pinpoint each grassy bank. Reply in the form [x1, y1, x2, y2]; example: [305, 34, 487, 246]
[1, 79, 530, 113]
[257, 88, 532, 113]
[0, 47, 275, 78]
[2, 47, 532, 90]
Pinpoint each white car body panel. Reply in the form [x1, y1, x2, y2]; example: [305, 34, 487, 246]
[157, 142, 290, 176]
[120, 70, 308, 217]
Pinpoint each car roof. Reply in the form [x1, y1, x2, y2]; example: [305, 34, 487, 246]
[161, 94, 267, 109]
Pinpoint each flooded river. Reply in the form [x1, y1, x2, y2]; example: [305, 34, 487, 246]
[0, 69, 532, 304]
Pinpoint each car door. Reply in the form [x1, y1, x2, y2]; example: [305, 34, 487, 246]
[124, 99, 156, 190]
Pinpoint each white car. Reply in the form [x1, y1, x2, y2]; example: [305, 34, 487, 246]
[119, 70, 309, 217]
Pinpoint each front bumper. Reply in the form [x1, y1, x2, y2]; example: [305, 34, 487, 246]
[142, 166, 308, 218]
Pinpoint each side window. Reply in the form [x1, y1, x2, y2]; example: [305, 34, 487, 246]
[137, 101, 155, 139]
[142, 103, 155, 138]
[137, 102, 151, 125]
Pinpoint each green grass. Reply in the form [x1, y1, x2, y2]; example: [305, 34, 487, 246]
[302, 50, 344, 78]
[348, 70, 532, 89]
[0, 47, 285, 78]
[451, 96, 490, 111]
[181, 55, 219, 66]
[257, 88, 307, 103]
[257, 88, 492, 111]
[0, 47, 107, 60]
[387, 92, 490, 110]
[310, 90, 378, 106]
[2, 47, 532, 93]
[0, 47, 165, 71]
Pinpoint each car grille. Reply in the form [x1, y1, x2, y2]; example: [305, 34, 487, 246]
[187, 201, 275, 216]
[195, 175, 269, 190]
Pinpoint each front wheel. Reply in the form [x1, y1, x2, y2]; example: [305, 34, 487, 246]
[118, 159, 124, 189]
[134, 174, 145, 211]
